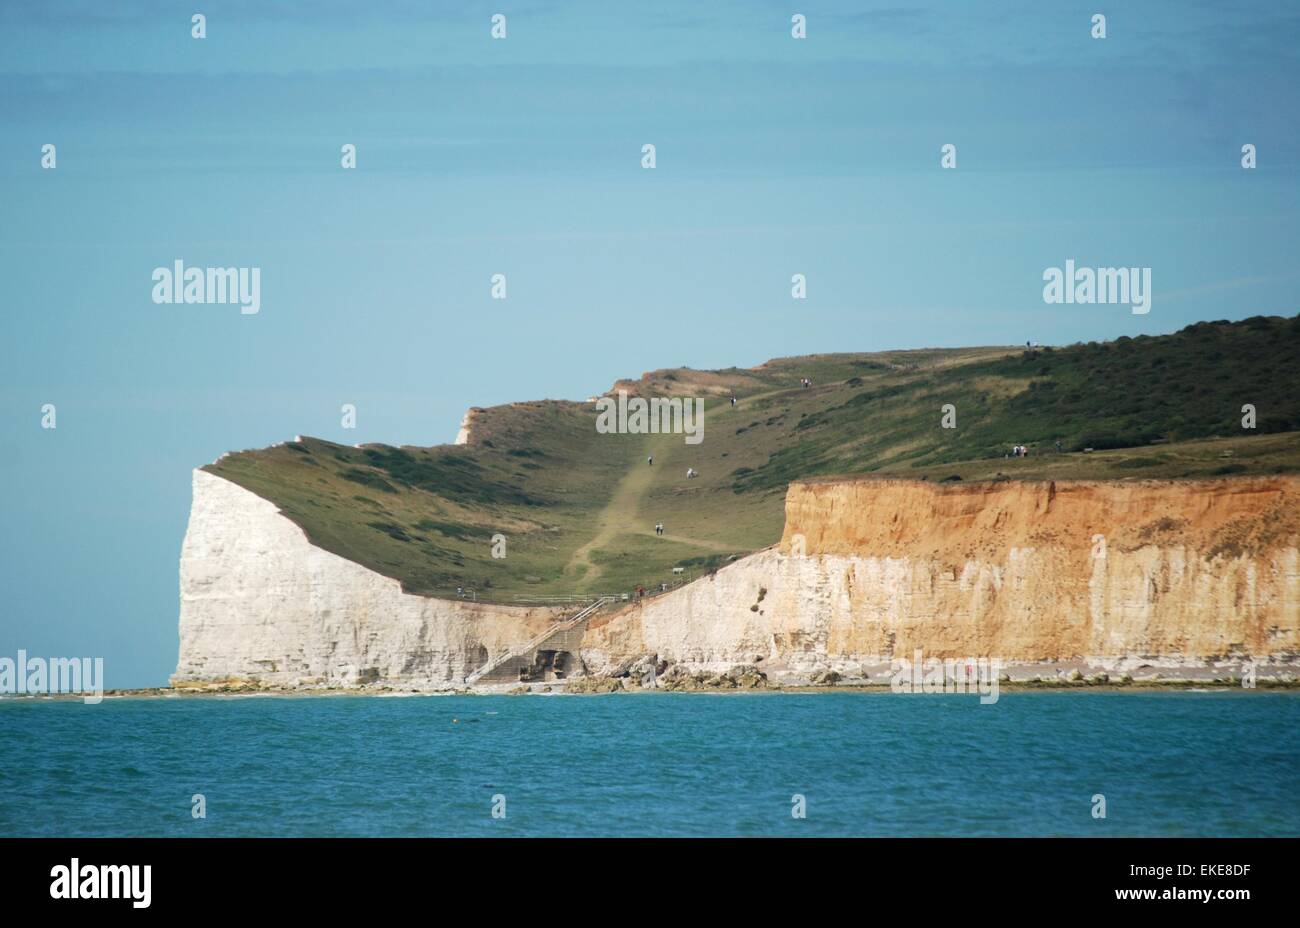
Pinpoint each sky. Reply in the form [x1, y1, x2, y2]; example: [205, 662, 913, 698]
[2, 0, 1298, 687]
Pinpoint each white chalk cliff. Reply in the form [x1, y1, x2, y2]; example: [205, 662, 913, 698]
[173, 469, 564, 688]
[453, 409, 476, 445]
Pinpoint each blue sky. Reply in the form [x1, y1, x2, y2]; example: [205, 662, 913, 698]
[2, 1, 1298, 686]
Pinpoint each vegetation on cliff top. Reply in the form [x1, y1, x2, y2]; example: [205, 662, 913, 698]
[208, 314, 1300, 600]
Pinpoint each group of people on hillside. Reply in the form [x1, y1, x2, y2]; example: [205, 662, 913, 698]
[654, 522, 664, 536]
[800, 377, 813, 388]
[634, 583, 671, 601]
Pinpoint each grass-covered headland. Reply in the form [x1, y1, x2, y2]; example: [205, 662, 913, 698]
[208, 314, 1300, 600]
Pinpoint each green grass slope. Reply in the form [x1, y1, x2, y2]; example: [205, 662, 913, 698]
[207, 314, 1300, 601]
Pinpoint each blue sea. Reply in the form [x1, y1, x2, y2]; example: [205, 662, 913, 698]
[1, 691, 1297, 837]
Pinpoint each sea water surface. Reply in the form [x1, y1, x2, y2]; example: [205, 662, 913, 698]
[1, 691, 1297, 837]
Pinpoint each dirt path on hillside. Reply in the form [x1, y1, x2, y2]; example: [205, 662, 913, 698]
[562, 442, 658, 585]
[561, 394, 768, 586]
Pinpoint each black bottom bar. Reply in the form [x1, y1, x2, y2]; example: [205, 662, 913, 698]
[1, 837, 1286, 914]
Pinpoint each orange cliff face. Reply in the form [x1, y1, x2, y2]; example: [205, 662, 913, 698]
[777, 475, 1300, 663]
[780, 476, 1300, 564]
[581, 476, 1300, 673]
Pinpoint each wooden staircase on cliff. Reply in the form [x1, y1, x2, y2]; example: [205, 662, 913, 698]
[465, 596, 615, 685]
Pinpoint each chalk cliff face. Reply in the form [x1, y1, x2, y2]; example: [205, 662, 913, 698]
[173, 470, 565, 688]
[453, 408, 478, 445]
[580, 477, 1300, 673]
[176, 471, 1300, 688]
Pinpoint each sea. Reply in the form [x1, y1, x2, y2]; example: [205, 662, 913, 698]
[2, 690, 1297, 837]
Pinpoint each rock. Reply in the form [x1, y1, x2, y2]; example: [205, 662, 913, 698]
[564, 675, 623, 694]
[654, 665, 770, 690]
[659, 665, 709, 692]
[623, 654, 666, 685]
[723, 664, 767, 689]
[809, 669, 841, 686]
[1066, 669, 1084, 682]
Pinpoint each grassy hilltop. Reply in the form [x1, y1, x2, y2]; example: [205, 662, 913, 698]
[208, 314, 1300, 600]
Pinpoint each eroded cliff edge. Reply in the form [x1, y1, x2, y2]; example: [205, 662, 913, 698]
[580, 476, 1300, 676]
[173, 470, 566, 688]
